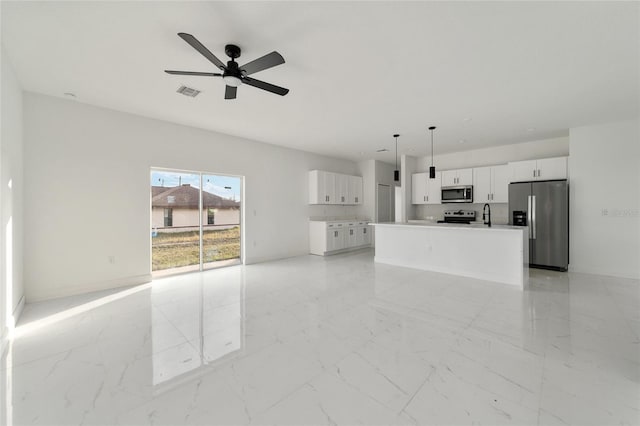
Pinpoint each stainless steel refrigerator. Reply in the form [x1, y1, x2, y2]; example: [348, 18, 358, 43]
[509, 180, 569, 271]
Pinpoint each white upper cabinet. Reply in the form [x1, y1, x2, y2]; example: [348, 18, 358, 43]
[442, 168, 473, 186]
[473, 166, 492, 203]
[509, 160, 538, 182]
[412, 173, 428, 204]
[412, 172, 441, 204]
[348, 175, 363, 204]
[491, 164, 509, 203]
[537, 157, 568, 181]
[427, 172, 442, 204]
[508, 157, 568, 183]
[473, 165, 509, 203]
[309, 170, 362, 205]
[441, 170, 456, 187]
[309, 170, 335, 204]
[335, 174, 349, 204]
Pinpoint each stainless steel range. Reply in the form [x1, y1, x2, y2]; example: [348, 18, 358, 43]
[438, 210, 476, 224]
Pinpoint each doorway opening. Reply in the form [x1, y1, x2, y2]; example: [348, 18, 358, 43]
[151, 169, 242, 277]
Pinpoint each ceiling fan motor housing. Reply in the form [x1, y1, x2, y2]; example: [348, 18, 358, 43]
[225, 44, 241, 59]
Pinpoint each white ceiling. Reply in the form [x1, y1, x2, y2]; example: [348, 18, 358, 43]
[2, 1, 638, 163]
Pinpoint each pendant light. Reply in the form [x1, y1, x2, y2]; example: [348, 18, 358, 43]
[393, 134, 400, 182]
[428, 126, 436, 179]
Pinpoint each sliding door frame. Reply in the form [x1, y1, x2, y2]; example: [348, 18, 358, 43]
[150, 167, 244, 275]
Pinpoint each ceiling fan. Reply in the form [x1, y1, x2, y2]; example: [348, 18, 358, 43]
[165, 33, 289, 100]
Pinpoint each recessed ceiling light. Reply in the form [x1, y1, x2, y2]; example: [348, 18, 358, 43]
[458, 139, 467, 144]
[63, 92, 76, 99]
[463, 118, 472, 122]
[526, 127, 536, 132]
[376, 148, 389, 153]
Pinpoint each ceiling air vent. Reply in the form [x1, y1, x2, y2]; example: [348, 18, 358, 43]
[176, 85, 201, 97]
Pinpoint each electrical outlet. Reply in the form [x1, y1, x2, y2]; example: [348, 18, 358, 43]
[108, 255, 116, 264]
[253, 240, 257, 247]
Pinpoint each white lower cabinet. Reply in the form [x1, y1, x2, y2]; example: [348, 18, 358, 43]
[310, 220, 371, 255]
[326, 228, 345, 251]
[360, 225, 371, 246]
[347, 225, 358, 248]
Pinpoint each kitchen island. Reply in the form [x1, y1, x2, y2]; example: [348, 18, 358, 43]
[371, 222, 528, 288]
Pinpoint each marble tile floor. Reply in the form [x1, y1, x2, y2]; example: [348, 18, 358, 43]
[1, 250, 639, 425]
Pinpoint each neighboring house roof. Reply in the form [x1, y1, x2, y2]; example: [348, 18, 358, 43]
[152, 185, 239, 209]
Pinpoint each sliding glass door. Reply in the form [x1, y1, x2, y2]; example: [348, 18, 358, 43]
[151, 169, 242, 276]
[202, 174, 242, 270]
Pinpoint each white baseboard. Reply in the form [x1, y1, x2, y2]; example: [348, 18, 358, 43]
[568, 265, 640, 281]
[0, 326, 8, 358]
[12, 294, 25, 327]
[26, 274, 152, 303]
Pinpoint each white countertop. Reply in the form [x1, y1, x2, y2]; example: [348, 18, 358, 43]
[371, 221, 525, 232]
[309, 218, 371, 223]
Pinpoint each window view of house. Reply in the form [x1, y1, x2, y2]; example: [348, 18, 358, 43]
[151, 170, 242, 275]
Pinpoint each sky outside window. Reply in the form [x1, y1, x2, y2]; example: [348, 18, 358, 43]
[152, 171, 241, 201]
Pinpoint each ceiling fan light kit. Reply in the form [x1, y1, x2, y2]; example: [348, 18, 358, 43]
[165, 33, 289, 100]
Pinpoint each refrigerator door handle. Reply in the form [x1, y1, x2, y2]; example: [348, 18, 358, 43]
[527, 195, 532, 238]
[532, 195, 537, 239]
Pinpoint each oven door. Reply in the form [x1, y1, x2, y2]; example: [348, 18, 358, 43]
[441, 186, 473, 203]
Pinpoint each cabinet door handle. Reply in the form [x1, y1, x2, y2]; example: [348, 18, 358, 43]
[423, 195, 426, 201]
[537, 169, 541, 177]
[533, 170, 536, 178]
[427, 195, 429, 202]
[487, 194, 489, 201]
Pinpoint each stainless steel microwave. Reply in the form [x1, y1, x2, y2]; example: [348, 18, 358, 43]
[441, 185, 473, 203]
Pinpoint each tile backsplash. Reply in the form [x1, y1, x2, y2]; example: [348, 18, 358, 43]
[415, 203, 509, 224]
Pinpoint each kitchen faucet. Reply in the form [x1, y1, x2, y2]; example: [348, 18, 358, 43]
[483, 203, 492, 227]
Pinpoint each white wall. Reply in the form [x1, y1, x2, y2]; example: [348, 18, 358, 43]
[356, 159, 375, 220]
[569, 119, 640, 279]
[412, 136, 569, 172]
[23, 93, 359, 302]
[1, 47, 25, 345]
[400, 155, 417, 222]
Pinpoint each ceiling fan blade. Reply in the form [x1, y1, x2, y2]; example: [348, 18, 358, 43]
[165, 70, 222, 77]
[177, 33, 226, 71]
[225, 85, 237, 100]
[242, 77, 289, 96]
[240, 51, 285, 75]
